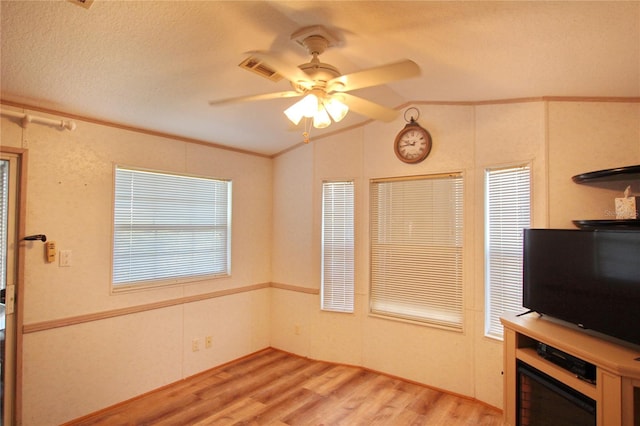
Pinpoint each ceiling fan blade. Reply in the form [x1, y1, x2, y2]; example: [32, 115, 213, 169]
[245, 51, 313, 89]
[209, 91, 302, 106]
[339, 93, 399, 122]
[329, 59, 420, 92]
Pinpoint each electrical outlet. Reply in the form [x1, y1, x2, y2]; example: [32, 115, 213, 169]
[294, 325, 300, 335]
[192, 338, 200, 352]
[205, 336, 212, 349]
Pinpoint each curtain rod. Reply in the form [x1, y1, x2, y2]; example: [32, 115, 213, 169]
[0, 108, 76, 131]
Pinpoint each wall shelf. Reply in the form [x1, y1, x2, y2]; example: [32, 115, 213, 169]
[573, 219, 640, 229]
[572, 165, 640, 228]
[572, 165, 640, 184]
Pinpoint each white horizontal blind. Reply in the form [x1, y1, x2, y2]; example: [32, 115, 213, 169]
[370, 173, 464, 330]
[113, 166, 231, 287]
[321, 181, 355, 312]
[0, 160, 7, 291]
[485, 165, 531, 339]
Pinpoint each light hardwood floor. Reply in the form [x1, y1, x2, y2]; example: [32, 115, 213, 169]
[66, 348, 503, 425]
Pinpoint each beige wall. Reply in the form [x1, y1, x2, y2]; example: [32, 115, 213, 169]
[269, 100, 640, 410]
[1, 99, 638, 424]
[1, 107, 273, 425]
[548, 101, 640, 228]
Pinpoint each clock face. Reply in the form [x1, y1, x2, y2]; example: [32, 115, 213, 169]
[394, 126, 432, 163]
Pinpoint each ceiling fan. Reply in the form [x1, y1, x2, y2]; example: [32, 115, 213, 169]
[209, 26, 421, 131]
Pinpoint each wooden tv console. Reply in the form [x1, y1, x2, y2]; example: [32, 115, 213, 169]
[501, 311, 640, 426]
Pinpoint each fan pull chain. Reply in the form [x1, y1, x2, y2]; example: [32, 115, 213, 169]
[303, 117, 312, 143]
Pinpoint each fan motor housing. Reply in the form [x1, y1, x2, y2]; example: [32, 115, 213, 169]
[299, 61, 340, 80]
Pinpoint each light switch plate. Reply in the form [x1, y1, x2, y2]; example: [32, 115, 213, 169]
[59, 250, 72, 267]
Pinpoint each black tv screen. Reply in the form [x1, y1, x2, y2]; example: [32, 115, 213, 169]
[523, 228, 640, 346]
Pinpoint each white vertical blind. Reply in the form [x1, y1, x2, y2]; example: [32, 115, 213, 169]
[485, 165, 531, 339]
[321, 181, 355, 312]
[113, 166, 231, 288]
[370, 173, 464, 330]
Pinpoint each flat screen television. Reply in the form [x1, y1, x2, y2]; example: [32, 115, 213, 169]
[523, 228, 640, 347]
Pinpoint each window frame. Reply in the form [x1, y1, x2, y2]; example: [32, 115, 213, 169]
[369, 172, 464, 331]
[484, 163, 531, 340]
[111, 165, 232, 292]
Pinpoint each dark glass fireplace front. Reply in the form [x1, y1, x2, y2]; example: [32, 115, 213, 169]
[517, 361, 596, 426]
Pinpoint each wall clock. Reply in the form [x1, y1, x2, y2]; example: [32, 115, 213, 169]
[394, 109, 432, 164]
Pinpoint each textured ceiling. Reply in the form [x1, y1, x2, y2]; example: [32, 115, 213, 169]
[1, 1, 639, 156]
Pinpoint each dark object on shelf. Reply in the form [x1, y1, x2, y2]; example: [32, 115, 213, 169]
[572, 164, 640, 184]
[573, 219, 640, 229]
[23, 234, 47, 242]
[536, 342, 597, 384]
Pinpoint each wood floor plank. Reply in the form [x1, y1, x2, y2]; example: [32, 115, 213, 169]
[221, 350, 290, 378]
[241, 389, 325, 426]
[303, 364, 363, 397]
[367, 386, 417, 424]
[419, 393, 466, 425]
[406, 386, 448, 416]
[65, 348, 503, 426]
[277, 379, 347, 426]
[325, 375, 404, 425]
[192, 397, 266, 425]
[377, 407, 425, 426]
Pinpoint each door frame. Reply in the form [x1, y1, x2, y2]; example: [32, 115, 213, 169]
[1, 146, 27, 425]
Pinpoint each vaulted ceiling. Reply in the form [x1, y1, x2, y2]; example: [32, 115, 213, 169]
[1, 1, 638, 156]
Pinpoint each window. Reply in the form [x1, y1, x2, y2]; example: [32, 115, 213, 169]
[370, 173, 464, 330]
[112, 166, 231, 289]
[485, 164, 531, 339]
[321, 181, 355, 312]
[0, 160, 8, 292]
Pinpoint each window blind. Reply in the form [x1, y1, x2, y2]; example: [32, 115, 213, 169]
[370, 173, 464, 330]
[0, 160, 8, 291]
[321, 181, 355, 312]
[485, 165, 531, 339]
[113, 166, 231, 288]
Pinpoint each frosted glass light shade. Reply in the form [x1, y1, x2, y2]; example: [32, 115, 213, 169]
[313, 106, 331, 128]
[284, 94, 318, 125]
[324, 98, 349, 122]
[284, 104, 304, 125]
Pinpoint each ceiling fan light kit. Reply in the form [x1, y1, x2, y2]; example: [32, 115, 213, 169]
[283, 90, 349, 129]
[209, 25, 421, 142]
